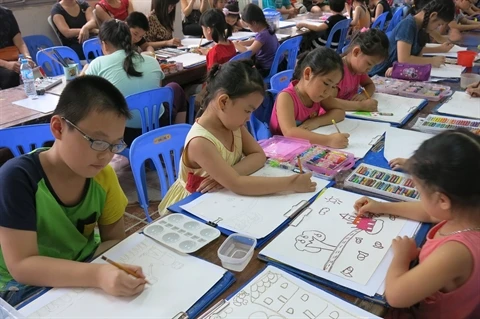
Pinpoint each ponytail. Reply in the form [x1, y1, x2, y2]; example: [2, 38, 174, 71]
[293, 47, 344, 81]
[200, 9, 233, 44]
[242, 3, 276, 35]
[412, 0, 455, 48]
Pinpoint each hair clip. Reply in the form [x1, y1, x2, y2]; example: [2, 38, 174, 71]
[360, 27, 369, 33]
[223, 8, 239, 15]
[213, 65, 222, 77]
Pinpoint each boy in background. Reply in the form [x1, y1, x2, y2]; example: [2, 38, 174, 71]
[126, 11, 155, 54]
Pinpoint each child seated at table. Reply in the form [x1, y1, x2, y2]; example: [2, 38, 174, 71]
[0, 76, 146, 307]
[158, 61, 316, 215]
[126, 11, 155, 54]
[223, 1, 246, 32]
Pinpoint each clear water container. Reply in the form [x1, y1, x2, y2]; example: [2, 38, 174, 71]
[217, 233, 256, 272]
[0, 297, 25, 319]
[263, 8, 281, 29]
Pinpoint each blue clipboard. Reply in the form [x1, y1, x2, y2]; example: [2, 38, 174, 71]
[346, 98, 429, 127]
[433, 93, 480, 119]
[258, 222, 432, 306]
[167, 183, 334, 249]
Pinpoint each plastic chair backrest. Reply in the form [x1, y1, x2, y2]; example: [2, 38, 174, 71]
[371, 12, 389, 31]
[23, 35, 54, 64]
[229, 50, 252, 62]
[247, 90, 277, 141]
[386, 6, 404, 32]
[264, 36, 303, 83]
[126, 87, 174, 132]
[129, 124, 192, 221]
[270, 70, 293, 92]
[0, 124, 54, 157]
[36, 46, 82, 77]
[82, 38, 103, 63]
[47, 15, 63, 44]
[325, 19, 351, 53]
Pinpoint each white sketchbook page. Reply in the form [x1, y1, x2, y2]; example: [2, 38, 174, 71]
[180, 37, 212, 48]
[278, 21, 297, 29]
[384, 127, 434, 162]
[229, 31, 256, 40]
[20, 234, 226, 318]
[346, 93, 425, 124]
[171, 53, 206, 68]
[430, 64, 465, 78]
[180, 166, 330, 239]
[211, 265, 381, 319]
[424, 43, 471, 58]
[311, 119, 389, 159]
[260, 188, 420, 296]
[276, 33, 291, 40]
[13, 94, 59, 114]
[437, 91, 480, 120]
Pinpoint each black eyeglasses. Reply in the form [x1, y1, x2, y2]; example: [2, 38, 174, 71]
[62, 117, 127, 154]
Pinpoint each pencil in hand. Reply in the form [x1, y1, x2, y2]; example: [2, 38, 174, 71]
[361, 87, 371, 99]
[101, 256, 151, 284]
[332, 119, 341, 133]
[297, 156, 304, 174]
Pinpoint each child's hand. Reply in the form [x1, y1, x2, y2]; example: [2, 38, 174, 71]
[385, 67, 393, 77]
[197, 176, 224, 193]
[431, 56, 446, 68]
[296, 22, 306, 29]
[168, 38, 182, 47]
[389, 157, 408, 171]
[360, 98, 378, 111]
[354, 196, 383, 215]
[440, 42, 454, 53]
[466, 81, 480, 97]
[351, 93, 367, 102]
[290, 172, 317, 193]
[97, 264, 146, 297]
[327, 133, 350, 149]
[392, 236, 420, 261]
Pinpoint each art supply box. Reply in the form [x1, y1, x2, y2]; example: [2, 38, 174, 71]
[372, 75, 452, 101]
[345, 164, 419, 202]
[416, 114, 480, 135]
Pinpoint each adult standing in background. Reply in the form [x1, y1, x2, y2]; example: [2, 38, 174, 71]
[146, 0, 182, 49]
[181, 0, 209, 36]
[51, 0, 98, 60]
[0, 6, 34, 90]
[95, 0, 133, 25]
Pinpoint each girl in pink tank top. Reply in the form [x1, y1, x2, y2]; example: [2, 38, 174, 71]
[353, 129, 480, 319]
[269, 47, 350, 149]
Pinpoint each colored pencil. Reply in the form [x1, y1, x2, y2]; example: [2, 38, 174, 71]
[101, 256, 151, 284]
[297, 156, 304, 174]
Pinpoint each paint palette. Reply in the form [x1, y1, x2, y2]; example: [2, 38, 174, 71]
[144, 214, 221, 254]
[345, 164, 419, 202]
[418, 114, 480, 135]
[372, 75, 452, 101]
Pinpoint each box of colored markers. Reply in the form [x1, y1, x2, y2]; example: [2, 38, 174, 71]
[417, 114, 480, 135]
[345, 164, 420, 202]
[372, 76, 452, 101]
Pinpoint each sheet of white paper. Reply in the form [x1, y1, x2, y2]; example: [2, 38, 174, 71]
[424, 43, 472, 58]
[346, 93, 425, 124]
[278, 21, 297, 29]
[13, 94, 59, 113]
[20, 234, 226, 318]
[312, 119, 389, 158]
[276, 33, 291, 40]
[384, 127, 434, 162]
[229, 31, 256, 40]
[171, 52, 206, 68]
[260, 188, 420, 296]
[437, 91, 480, 119]
[429, 64, 465, 78]
[180, 37, 212, 48]
[180, 166, 330, 239]
[210, 265, 381, 319]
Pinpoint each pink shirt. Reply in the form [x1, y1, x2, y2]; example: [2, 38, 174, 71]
[337, 63, 370, 100]
[270, 80, 327, 136]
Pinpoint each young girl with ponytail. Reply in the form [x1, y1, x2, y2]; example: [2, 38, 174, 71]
[369, 0, 455, 76]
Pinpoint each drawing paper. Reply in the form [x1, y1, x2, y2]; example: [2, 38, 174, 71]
[311, 119, 389, 158]
[170, 53, 206, 68]
[229, 31, 256, 40]
[260, 188, 420, 296]
[347, 93, 426, 124]
[384, 127, 434, 162]
[276, 33, 291, 41]
[437, 91, 480, 119]
[423, 44, 475, 58]
[13, 94, 59, 113]
[180, 37, 212, 48]
[209, 265, 381, 319]
[20, 234, 226, 318]
[180, 166, 330, 239]
[278, 21, 297, 29]
[430, 64, 465, 78]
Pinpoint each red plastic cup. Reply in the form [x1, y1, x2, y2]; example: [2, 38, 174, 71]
[457, 50, 477, 67]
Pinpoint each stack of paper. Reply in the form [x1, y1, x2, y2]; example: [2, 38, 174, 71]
[170, 52, 206, 68]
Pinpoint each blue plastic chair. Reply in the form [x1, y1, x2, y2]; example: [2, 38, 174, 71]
[82, 38, 103, 63]
[36, 46, 82, 77]
[371, 12, 389, 31]
[264, 36, 303, 85]
[0, 124, 53, 157]
[270, 70, 293, 92]
[229, 50, 253, 62]
[324, 19, 351, 53]
[247, 90, 277, 141]
[23, 35, 54, 64]
[129, 124, 192, 221]
[386, 7, 404, 32]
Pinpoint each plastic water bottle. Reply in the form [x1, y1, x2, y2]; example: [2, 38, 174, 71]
[20, 58, 37, 98]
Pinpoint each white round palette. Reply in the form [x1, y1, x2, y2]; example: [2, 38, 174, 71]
[144, 214, 221, 254]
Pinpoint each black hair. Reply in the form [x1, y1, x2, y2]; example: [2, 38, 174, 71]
[200, 9, 233, 43]
[53, 75, 132, 125]
[199, 60, 265, 115]
[242, 4, 275, 35]
[329, 0, 346, 12]
[345, 28, 389, 60]
[99, 19, 143, 77]
[407, 129, 480, 214]
[293, 47, 344, 81]
[408, 0, 455, 47]
[126, 11, 149, 31]
[152, 0, 179, 32]
[224, 1, 240, 17]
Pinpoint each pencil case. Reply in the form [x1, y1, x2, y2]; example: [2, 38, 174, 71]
[259, 135, 311, 162]
[391, 62, 431, 81]
[372, 75, 452, 101]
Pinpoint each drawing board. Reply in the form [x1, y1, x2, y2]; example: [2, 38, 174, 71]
[180, 166, 330, 239]
[207, 266, 381, 319]
[384, 127, 434, 162]
[260, 188, 421, 296]
[20, 234, 227, 318]
[437, 91, 480, 119]
[311, 119, 389, 158]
